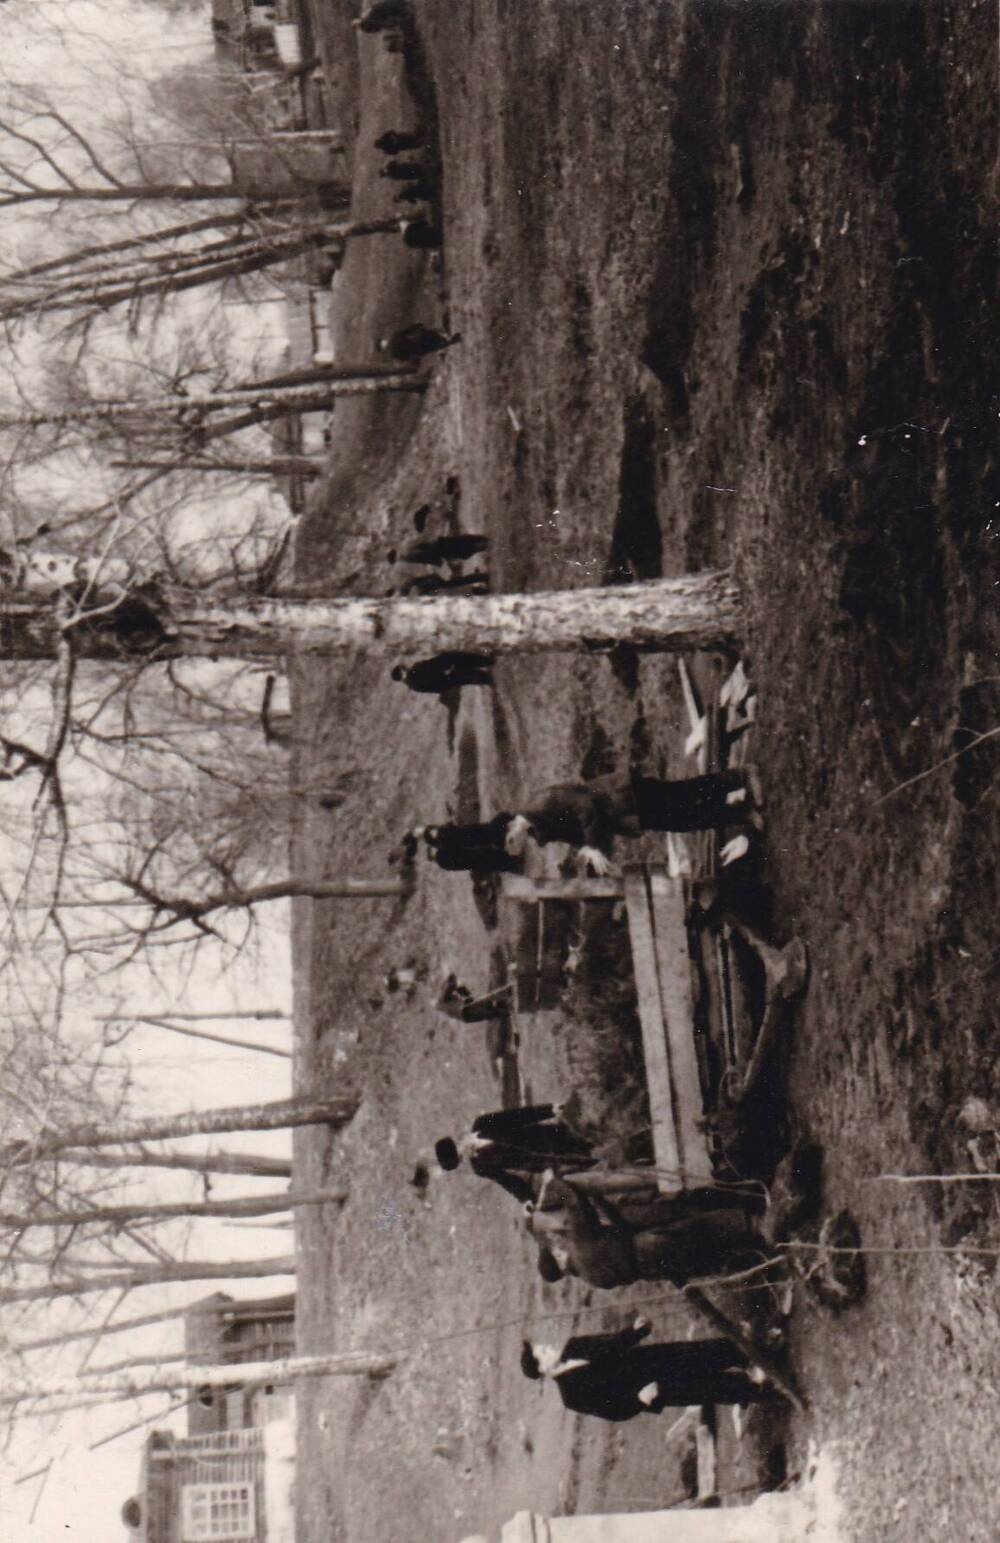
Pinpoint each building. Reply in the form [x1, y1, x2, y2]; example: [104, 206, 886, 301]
[185, 1291, 296, 1435]
[211, 0, 281, 71]
[121, 1293, 297, 1543]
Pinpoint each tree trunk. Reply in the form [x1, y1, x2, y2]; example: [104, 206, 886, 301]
[14, 211, 252, 280]
[74, 1348, 191, 1377]
[109, 1015, 292, 1059]
[0, 1253, 297, 1306]
[147, 1011, 290, 1021]
[1, 1349, 398, 1405]
[0, 372, 421, 429]
[0, 180, 349, 208]
[45, 876, 408, 917]
[67, 1148, 293, 1179]
[0, 573, 741, 663]
[20, 232, 333, 317]
[0, 1188, 345, 1230]
[133, 875, 409, 923]
[1, 1094, 357, 1168]
[175, 574, 741, 658]
[110, 456, 322, 477]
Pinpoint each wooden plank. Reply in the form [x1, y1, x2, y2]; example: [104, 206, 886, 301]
[677, 656, 704, 734]
[684, 1285, 808, 1412]
[648, 868, 714, 1184]
[537, 900, 573, 1009]
[513, 905, 541, 1012]
[501, 874, 624, 902]
[696, 1420, 717, 1499]
[623, 867, 683, 1192]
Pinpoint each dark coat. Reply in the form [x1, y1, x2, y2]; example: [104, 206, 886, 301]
[521, 771, 747, 848]
[357, 0, 410, 32]
[468, 1106, 593, 1204]
[395, 184, 434, 205]
[402, 220, 443, 249]
[530, 1175, 764, 1288]
[400, 653, 493, 694]
[428, 818, 518, 873]
[382, 160, 424, 181]
[548, 1328, 758, 1419]
[400, 534, 489, 565]
[375, 130, 423, 154]
[385, 325, 457, 361]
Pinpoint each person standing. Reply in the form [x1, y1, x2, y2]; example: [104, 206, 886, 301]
[424, 818, 519, 874]
[379, 324, 461, 361]
[525, 1171, 767, 1290]
[434, 1104, 594, 1204]
[520, 1321, 770, 1418]
[390, 652, 494, 695]
[375, 129, 424, 154]
[504, 767, 764, 873]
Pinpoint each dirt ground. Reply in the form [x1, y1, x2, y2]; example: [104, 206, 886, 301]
[287, 4, 1000, 1540]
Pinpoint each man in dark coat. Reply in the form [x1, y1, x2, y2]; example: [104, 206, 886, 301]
[354, 0, 410, 32]
[392, 533, 489, 565]
[394, 184, 434, 205]
[429, 840, 520, 875]
[525, 1172, 766, 1290]
[504, 767, 764, 874]
[434, 1104, 594, 1204]
[381, 159, 425, 181]
[391, 652, 494, 695]
[520, 1321, 769, 1418]
[375, 129, 423, 154]
[401, 218, 443, 249]
[379, 323, 461, 362]
[424, 817, 519, 873]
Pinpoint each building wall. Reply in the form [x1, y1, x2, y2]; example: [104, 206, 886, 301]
[185, 1294, 296, 1437]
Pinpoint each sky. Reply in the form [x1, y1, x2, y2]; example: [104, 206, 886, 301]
[0, 5, 302, 1539]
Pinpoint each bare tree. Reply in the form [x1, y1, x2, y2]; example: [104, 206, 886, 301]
[0, 218, 401, 331]
[0, 1093, 358, 1169]
[0, 83, 349, 211]
[0, 367, 422, 431]
[10, 1296, 289, 1355]
[3, 1349, 400, 1407]
[0, 1253, 299, 1306]
[0, 572, 741, 665]
[0, 1188, 345, 1230]
[67, 1147, 293, 1180]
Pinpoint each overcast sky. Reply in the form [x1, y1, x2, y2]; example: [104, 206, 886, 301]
[0, 6, 301, 1540]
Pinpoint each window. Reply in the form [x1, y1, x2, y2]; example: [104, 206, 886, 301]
[181, 1482, 255, 1541]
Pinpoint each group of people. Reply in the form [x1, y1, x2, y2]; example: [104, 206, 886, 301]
[358, 0, 789, 1440]
[387, 529, 496, 696]
[388, 532, 489, 598]
[412, 1102, 782, 1416]
[413, 765, 764, 876]
[402, 747, 809, 1417]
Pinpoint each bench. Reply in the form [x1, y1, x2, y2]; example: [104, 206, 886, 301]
[502, 860, 713, 1194]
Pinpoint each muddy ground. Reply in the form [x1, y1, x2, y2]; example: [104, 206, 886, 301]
[287, 4, 1000, 1540]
